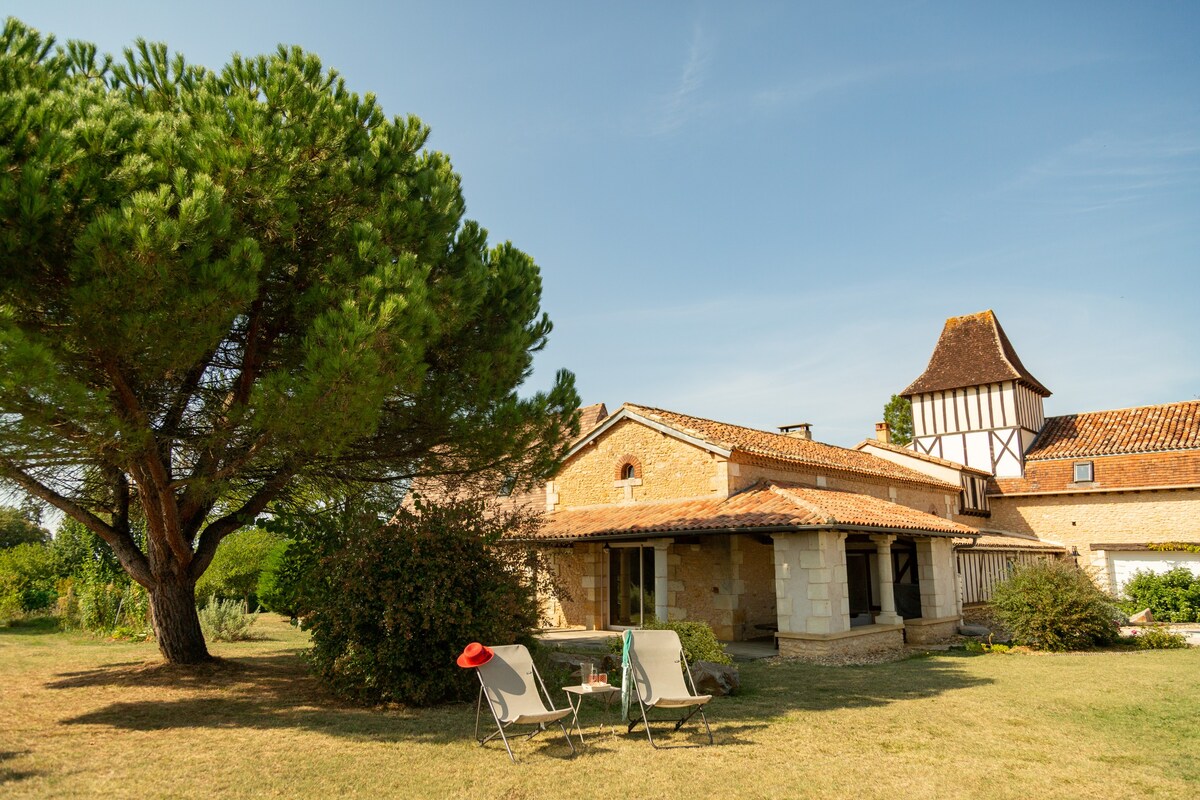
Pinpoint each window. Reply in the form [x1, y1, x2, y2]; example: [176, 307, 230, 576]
[608, 545, 655, 627]
[498, 474, 517, 497]
[622, 463, 636, 480]
[1073, 461, 1094, 483]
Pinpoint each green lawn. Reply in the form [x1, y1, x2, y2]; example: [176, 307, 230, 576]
[2, 615, 1198, 799]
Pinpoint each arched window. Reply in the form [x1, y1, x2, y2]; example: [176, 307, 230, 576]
[622, 463, 636, 480]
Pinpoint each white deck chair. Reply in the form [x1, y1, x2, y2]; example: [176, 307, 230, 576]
[625, 629, 714, 748]
[473, 644, 576, 762]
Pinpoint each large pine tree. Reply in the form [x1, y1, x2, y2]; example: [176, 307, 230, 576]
[0, 19, 578, 663]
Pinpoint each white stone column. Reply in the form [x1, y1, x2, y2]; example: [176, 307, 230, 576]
[653, 538, 670, 623]
[870, 534, 903, 626]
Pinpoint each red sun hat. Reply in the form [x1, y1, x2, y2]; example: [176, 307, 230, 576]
[456, 642, 494, 668]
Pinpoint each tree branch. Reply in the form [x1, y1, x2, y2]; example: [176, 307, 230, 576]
[0, 460, 153, 588]
[189, 467, 295, 580]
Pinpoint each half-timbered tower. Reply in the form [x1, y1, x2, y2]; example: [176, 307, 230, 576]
[901, 310, 1050, 478]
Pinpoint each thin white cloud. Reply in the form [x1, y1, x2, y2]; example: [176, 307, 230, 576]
[652, 22, 711, 136]
[1005, 132, 1200, 214]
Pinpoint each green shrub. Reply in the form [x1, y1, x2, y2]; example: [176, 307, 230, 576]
[0, 542, 58, 620]
[195, 527, 284, 609]
[606, 618, 733, 665]
[198, 598, 258, 642]
[1121, 567, 1200, 623]
[62, 580, 151, 637]
[256, 540, 316, 618]
[990, 560, 1122, 651]
[1127, 625, 1189, 650]
[303, 497, 541, 706]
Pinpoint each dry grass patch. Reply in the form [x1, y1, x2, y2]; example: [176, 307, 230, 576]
[2, 615, 1198, 799]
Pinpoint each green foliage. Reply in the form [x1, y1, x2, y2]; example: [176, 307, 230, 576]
[256, 539, 315, 618]
[303, 497, 541, 706]
[0, 17, 578, 660]
[990, 560, 1123, 651]
[198, 598, 258, 642]
[195, 527, 283, 608]
[1121, 567, 1200, 623]
[964, 639, 1011, 654]
[58, 579, 150, 638]
[50, 518, 129, 586]
[882, 394, 914, 446]
[606, 618, 733, 665]
[1146, 542, 1200, 554]
[0, 504, 50, 549]
[644, 618, 733, 665]
[0, 542, 57, 619]
[1124, 625, 1189, 650]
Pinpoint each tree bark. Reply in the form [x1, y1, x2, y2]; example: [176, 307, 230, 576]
[150, 574, 211, 664]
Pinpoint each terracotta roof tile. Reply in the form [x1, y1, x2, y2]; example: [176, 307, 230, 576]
[575, 403, 609, 438]
[1025, 401, 1200, 460]
[624, 404, 960, 491]
[954, 533, 1066, 551]
[518, 481, 975, 541]
[901, 310, 1050, 397]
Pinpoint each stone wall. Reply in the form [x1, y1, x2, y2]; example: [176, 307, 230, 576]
[551, 418, 723, 508]
[773, 531, 851, 636]
[916, 537, 959, 621]
[738, 537, 777, 638]
[988, 489, 1200, 556]
[543, 544, 605, 629]
[776, 625, 904, 660]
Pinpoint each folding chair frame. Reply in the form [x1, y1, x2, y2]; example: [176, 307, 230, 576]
[626, 646, 714, 749]
[473, 659, 577, 763]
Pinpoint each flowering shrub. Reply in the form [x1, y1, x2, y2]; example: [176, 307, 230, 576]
[1121, 567, 1200, 623]
[1125, 626, 1188, 650]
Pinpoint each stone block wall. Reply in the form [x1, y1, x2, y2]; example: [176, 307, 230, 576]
[988, 489, 1200, 556]
[773, 531, 851, 636]
[551, 418, 723, 509]
[915, 537, 959, 621]
[543, 543, 605, 630]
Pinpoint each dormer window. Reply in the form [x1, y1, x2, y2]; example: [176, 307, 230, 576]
[1073, 461, 1094, 483]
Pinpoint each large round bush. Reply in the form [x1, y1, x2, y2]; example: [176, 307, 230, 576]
[304, 498, 540, 706]
[990, 559, 1122, 651]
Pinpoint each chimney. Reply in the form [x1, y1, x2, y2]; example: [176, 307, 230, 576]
[778, 422, 812, 441]
[875, 421, 891, 443]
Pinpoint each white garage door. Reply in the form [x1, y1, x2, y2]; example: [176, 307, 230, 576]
[1108, 551, 1200, 593]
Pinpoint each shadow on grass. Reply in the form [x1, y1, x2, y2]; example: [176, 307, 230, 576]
[48, 648, 993, 747]
[0, 617, 62, 636]
[50, 651, 470, 744]
[0, 750, 37, 785]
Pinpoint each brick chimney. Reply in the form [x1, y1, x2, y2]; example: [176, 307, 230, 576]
[778, 422, 812, 441]
[875, 421, 891, 443]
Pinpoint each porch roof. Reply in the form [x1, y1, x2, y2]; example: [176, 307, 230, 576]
[515, 480, 977, 543]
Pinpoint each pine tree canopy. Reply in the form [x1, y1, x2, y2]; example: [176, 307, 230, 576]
[0, 18, 578, 659]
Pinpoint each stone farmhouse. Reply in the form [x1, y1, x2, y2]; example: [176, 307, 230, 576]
[501, 310, 1199, 659]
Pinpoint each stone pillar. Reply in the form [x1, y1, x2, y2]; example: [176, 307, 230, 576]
[772, 531, 850, 636]
[653, 538, 670, 623]
[916, 537, 960, 620]
[870, 534, 903, 626]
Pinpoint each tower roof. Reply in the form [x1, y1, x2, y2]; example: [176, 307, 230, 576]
[902, 310, 1050, 397]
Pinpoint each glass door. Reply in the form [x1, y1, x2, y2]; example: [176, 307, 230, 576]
[608, 546, 656, 627]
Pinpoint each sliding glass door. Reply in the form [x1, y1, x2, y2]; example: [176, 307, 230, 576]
[608, 546, 656, 627]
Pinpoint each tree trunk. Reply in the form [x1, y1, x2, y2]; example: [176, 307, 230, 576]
[150, 574, 211, 664]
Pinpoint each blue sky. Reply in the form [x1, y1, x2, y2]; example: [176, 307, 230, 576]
[10, 1, 1199, 446]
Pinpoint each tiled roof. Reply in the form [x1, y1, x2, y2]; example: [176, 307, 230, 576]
[990, 450, 1200, 495]
[518, 481, 976, 542]
[1025, 401, 1200, 460]
[954, 532, 1065, 552]
[853, 439, 993, 477]
[901, 310, 1050, 397]
[576, 403, 609, 438]
[623, 404, 960, 491]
